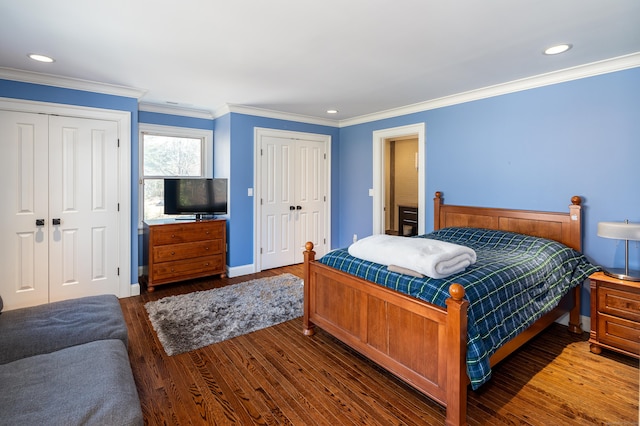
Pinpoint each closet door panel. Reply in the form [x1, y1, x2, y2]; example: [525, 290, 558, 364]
[294, 139, 326, 263]
[48, 116, 120, 301]
[0, 111, 50, 310]
[260, 136, 296, 269]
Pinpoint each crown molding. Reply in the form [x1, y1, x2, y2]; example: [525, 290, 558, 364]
[339, 52, 640, 128]
[220, 103, 339, 127]
[141, 103, 339, 127]
[138, 102, 214, 119]
[0, 67, 146, 99]
[2, 52, 638, 128]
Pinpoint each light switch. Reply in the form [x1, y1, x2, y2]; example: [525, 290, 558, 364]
[248, 188, 253, 196]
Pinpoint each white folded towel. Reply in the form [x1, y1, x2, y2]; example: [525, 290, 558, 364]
[348, 234, 476, 279]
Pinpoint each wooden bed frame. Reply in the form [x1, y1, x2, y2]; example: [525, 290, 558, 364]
[302, 192, 584, 426]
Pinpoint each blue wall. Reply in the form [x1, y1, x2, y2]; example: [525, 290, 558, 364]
[137, 110, 340, 271]
[226, 113, 340, 268]
[3, 66, 639, 319]
[139, 110, 214, 131]
[336, 67, 640, 315]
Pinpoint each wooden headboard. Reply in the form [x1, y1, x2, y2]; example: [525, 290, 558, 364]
[433, 192, 583, 252]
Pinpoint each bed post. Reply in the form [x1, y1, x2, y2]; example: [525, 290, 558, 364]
[568, 196, 583, 334]
[568, 196, 582, 252]
[434, 191, 443, 230]
[303, 242, 316, 336]
[445, 283, 469, 426]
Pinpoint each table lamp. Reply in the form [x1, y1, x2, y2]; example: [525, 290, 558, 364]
[597, 220, 640, 281]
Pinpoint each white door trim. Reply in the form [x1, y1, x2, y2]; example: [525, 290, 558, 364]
[0, 97, 132, 297]
[372, 123, 425, 235]
[254, 127, 331, 272]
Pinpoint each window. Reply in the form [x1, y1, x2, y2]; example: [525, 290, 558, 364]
[139, 124, 213, 224]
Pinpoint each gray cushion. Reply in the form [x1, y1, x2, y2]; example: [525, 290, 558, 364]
[0, 294, 128, 364]
[0, 339, 142, 426]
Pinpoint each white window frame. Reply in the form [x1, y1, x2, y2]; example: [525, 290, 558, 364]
[138, 123, 213, 228]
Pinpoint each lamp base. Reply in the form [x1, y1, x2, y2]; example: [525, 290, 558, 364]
[602, 267, 640, 282]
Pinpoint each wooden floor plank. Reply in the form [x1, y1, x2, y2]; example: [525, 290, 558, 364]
[233, 328, 355, 426]
[120, 265, 639, 426]
[276, 323, 446, 425]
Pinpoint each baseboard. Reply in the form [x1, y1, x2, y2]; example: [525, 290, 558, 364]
[130, 283, 141, 297]
[227, 264, 255, 278]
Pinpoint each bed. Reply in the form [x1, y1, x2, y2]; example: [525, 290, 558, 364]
[302, 192, 597, 426]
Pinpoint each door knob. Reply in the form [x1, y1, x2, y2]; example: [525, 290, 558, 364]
[52, 218, 61, 225]
[289, 206, 295, 210]
[35, 219, 45, 226]
[296, 206, 302, 210]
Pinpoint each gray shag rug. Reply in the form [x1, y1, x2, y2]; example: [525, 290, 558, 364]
[145, 273, 303, 356]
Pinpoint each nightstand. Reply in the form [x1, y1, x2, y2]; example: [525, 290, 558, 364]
[589, 271, 640, 359]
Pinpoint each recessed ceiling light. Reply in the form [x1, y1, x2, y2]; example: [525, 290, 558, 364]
[543, 44, 572, 55]
[28, 53, 55, 63]
[326, 109, 338, 114]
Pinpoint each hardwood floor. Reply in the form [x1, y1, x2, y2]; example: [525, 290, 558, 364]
[120, 265, 639, 425]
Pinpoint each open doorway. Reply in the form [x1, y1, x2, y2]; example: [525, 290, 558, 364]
[372, 123, 425, 236]
[384, 137, 419, 236]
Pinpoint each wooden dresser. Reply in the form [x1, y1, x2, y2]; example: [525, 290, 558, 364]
[143, 219, 226, 292]
[589, 271, 640, 358]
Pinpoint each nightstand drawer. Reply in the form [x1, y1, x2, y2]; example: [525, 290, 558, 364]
[598, 284, 640, 323]
[596, 313, 640, 355]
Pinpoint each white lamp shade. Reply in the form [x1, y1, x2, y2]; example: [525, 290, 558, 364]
[597, 221, 640, 241]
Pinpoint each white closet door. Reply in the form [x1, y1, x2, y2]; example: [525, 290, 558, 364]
[259, 134, 327, 270]
[0, 111, 50, 310]
[293, 139, 326, 263]
[260, 135, 296, 269]
[48, 116, 120, 302]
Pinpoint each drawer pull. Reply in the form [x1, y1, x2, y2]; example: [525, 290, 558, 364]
[171, 234, 176, 238]
[205, 247, 209, 250]
[171, 251, 175, 256]
[205, 262, 210, 266]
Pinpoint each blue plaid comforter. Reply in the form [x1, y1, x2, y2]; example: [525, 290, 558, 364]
[318, 227, 599, 389]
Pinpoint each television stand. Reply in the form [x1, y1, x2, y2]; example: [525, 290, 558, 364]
[142, 218, 226, 292]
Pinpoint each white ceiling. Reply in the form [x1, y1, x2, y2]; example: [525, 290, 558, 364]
[1, 0, 639, 122]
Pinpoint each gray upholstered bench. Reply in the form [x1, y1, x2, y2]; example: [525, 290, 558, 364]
[0, 295, 143, 426]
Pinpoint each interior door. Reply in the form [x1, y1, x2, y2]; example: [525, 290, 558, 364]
[293, 139, 326, 263]
[0, 111, 50, 309]
[260, 135, 296, 269]
[0, 111, 121, 310]
[48, 116, 120, 302]
[384, 137, 419, 235]
[260, 134, 327, 270]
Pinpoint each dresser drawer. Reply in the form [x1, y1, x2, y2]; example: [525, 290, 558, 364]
[153, 239, 223, 263]
[152, 221, 224, 245]
[596, 313, 640, 355]
[598, 284, 640, 323]
[151, 254, 225, 282]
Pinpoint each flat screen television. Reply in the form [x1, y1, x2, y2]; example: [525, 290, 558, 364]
[164, 178, 228, 218]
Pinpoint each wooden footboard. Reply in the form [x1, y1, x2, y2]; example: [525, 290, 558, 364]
[302, 193, 585, 426]
[303, 242, 470, 426]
